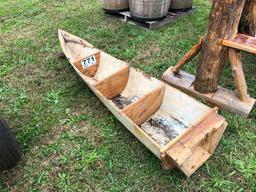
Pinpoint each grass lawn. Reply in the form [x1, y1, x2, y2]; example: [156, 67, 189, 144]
[0, 0, 255, 191]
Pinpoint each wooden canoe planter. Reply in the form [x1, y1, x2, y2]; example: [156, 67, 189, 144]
[59, 30, 228, 177]
[163, 0, 256, 118]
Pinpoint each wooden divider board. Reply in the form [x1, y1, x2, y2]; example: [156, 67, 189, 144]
[94, 66, 130, 99]
[74, 51, 100, 77]
[162, 67, 255, 118]
[122, 85, 165, 125]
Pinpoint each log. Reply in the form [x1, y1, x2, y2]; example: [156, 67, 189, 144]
[194, 0, 246, 93]
[172, 37, 203, 74]
[239, 0, 256, 36]
[228, 49, 250, 103]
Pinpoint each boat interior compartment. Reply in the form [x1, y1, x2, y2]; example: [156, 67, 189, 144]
[141, 85, 211, 147]
[95, 66, 165, 125]
[117, 68, 165, 125]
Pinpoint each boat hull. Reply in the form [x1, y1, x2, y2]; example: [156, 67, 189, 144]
[58, 30, 228, 177]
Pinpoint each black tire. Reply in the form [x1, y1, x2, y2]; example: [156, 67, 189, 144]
[0, 118, 21, 171]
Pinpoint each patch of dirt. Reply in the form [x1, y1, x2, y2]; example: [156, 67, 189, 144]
[2, 24, 37, 42]
[139, 43, 161, 59]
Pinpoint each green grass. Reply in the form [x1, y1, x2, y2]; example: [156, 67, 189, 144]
[0, 0, 255, 191]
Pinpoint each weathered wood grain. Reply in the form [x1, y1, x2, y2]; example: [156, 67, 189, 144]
[162, 69, 255, 117]
[228, 48, 250, 103]
[166, 113, 227, 177]
[122, 85, 165, 125]
[100, 0, 129, 11]
[59, 30, 228, 177]
[222, 33, 256, 54]
[239, 0, 256, 36]
[94, 66, 130, 99]
[194, 0, 246, 93]
[129, 0, 170, 20]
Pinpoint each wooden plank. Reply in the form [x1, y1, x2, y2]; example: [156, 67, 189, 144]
[166, 113, 226, 177]
[166, 113, 224, 166]
[162, 69, 255, 118]
[179, 113, 225, 151]
[94, 66, 130, 99]
[222, 33, 256, 54]
[212, 87, 255, 117]
[160, 107, 218, 155]
[201, 121, 228, 154]
[163, 67, 195, 89]
[180, 147, 211, 177]
[122, 85, 165, 125]
[166, 141, 192, 167]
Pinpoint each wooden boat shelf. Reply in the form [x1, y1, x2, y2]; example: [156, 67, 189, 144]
[59, 30, 228, 177]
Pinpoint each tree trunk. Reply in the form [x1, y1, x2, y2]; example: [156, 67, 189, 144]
[194, 0, 246, 93]
[239, 0, 256, 36]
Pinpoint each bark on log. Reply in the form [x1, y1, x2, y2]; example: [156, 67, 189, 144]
[194, 0, 246, 93]
[239, 0, 256, 36]
[172, 37, 203, 74]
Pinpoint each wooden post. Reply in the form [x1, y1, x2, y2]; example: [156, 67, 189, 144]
[194, 0, 246, 93]
[239, 0, 256, 36]
[228, 49, 250, 103]
[162, 0, 256, 117]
